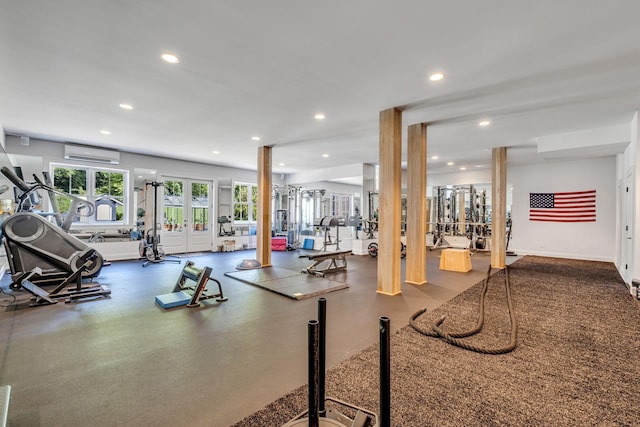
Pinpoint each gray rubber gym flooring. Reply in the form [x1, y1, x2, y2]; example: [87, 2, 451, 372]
[0, 248, 496, 426]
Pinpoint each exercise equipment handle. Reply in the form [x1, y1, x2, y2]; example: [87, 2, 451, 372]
[1, 166, 30, 192]
[308, 320, 320, 427]
[317, 298, 327, 417]
[380, 316, 391, 427]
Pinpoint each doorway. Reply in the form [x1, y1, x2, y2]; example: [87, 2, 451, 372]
[624, 170, 634, 283]
[161, 177, 213, 254]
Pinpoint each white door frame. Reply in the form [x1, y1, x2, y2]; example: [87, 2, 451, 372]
[161, 176, 214, 254]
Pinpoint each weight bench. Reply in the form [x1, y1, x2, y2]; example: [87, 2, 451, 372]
[300, 250, 352, 277]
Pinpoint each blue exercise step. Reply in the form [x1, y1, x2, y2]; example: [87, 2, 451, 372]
[155, 291, 192, 309]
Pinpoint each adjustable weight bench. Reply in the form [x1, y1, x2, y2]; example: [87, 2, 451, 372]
[300, 250, 352, 277]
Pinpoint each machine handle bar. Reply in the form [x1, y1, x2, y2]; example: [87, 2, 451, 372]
[1, 166, 95, 216]
[1, 166, 30, 192]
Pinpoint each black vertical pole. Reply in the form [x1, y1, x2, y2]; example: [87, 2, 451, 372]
[153, 182, 159, 259]
[308, 320, 319, 427]
[380, 316, 391, 427]
[317, 298, 327, 417]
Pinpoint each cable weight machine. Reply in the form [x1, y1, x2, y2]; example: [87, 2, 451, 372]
[140, 181, 181, 268]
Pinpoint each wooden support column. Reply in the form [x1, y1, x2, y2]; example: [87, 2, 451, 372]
[491, 147, 507, 269]
[406, 123, 427, 285]
[377, 108, 402, 295]
[257, 146, 272, 267]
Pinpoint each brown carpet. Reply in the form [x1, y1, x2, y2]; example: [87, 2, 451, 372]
[232, 256, 640, 426]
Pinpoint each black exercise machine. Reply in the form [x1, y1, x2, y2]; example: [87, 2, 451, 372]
[283, 298, 391, 427]
[8, 166, 94, 232]
[155, 260, 227, 309]
[1, 167, 110, 306]
[217, 215, 232, 236]
[314, 216, 346, 251]
[140, 181, 180, 267]
[366, 242, 406, 259]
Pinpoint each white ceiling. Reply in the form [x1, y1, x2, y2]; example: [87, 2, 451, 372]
[1, 1, 640, 184]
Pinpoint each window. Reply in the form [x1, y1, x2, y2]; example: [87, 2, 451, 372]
[191, 182, 209, 231]
[52, 164, 128, 225]
[234, 183, 258, 223]
[332, 193, 351, 218]
[163, 180, 184, 230]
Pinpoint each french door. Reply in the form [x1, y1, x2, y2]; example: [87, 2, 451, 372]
[161, 177, 213, 254]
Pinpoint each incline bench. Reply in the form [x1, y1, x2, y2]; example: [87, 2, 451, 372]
[300, 250, 352, 277]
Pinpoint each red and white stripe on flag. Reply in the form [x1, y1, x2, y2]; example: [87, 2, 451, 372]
[529, 190, 596, 222]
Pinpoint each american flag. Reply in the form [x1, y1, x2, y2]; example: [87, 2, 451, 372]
[529, 190, 596, 222]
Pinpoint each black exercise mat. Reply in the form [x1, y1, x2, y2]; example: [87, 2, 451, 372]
[224, 267, 348, 300]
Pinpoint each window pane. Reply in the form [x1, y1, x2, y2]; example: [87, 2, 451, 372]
[53, 167, 88, 216]
[164, 180, 184, 231]
[234, 184, 251, 221]
[252, 186, 258, 221]
[192, 182, 209, 231]
[95, 171, 124, 197]
[53, 167, 87, 195]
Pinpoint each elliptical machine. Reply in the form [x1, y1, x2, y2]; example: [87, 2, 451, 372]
[1, 166, 110, 306]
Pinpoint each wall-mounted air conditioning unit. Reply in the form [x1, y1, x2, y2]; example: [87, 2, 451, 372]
[64, 144, 120, 165]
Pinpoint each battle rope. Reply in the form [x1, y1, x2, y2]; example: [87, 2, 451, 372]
[0, 286, 17, 307]
[409, 264, 518, 354]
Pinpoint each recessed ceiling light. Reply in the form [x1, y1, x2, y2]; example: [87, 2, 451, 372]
[212, 150, 220, 155]
[431, 155, 439, 160]
[479, 120, 491, 127]
[429, 72, 445, 81]
[475, 165, 483, 168]
[322, 154, 330, 158]
[314, 113, 325, 120]
[161, 53, 180, 64]
[279, 163, 285, 167]
[99, 130, 111, 135]
[251, 136, 261, 141]
[447, 162, 454, 166]
[119, 103, 134, 110]
[460, 167, 467, 171]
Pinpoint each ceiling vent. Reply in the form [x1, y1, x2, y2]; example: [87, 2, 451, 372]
[64, 144, 120, 165]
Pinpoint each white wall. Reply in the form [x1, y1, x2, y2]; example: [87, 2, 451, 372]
[4, 135, 281, 186]
[508, 157, 616, 262]
[3, 136, 622, 264]
[0, 121, 5, 150]
[427, 169, 492, 189]
[425, 158, 617, 262]
[3, 135, 286, 228]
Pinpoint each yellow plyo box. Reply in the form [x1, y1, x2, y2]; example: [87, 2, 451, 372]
[439, 248, 472, 272]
